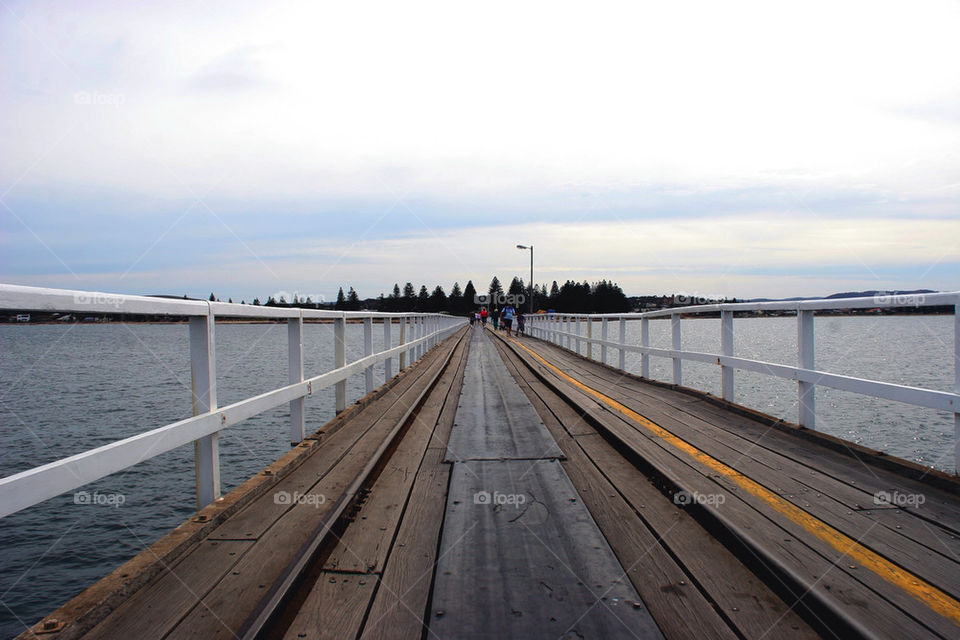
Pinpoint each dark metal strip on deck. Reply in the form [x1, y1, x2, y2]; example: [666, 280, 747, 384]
[445, 328, 563, 462]
[432, 327, 662, 639]
[431, 459, 662, 639]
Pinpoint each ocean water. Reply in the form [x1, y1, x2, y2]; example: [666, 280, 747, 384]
[0, 322, 392, 639]
[0, 315, 955, 638]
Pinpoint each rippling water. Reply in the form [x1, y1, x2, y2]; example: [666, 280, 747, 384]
[0, 316, 955, 638]
[0, 322, 388, 639]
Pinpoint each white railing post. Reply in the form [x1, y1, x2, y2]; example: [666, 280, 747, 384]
[576, 316, 582, 354]
[672, 313, 682, 385]
[399, 316, 407, 370]
[363, 317, 374, 395]
[600, 318, 608, 364]
[334, 315, 346, 413]
[416, 316, 422, 359]
[288, 315, 305, 445]
[383, 318, 393, 381]
[798, 309, 815, 428]
[953, 298, 958, 472]
[618, 317, 626, 370]
[587, 317, 593, 359]
[415, 316, 421, 358]
[190, 312, 219, 509]
[410, 316, 417, 363]
[641, 317, 650, 378]
[721, 310, 734, 402]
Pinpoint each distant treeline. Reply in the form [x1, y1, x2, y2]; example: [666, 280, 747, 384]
[236, 276, 632, 315]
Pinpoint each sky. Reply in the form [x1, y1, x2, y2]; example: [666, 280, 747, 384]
[1, 0, 958, 302]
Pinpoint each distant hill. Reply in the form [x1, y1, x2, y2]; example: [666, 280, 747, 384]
[748, 290, 937, 303]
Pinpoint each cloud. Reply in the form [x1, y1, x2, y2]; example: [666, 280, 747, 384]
[1, 1, 958, 300]
[186, 45, 276, 92]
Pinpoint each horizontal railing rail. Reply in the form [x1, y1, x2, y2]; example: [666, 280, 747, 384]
[0, 284, 467, 517]
[528, 292, 960, 472]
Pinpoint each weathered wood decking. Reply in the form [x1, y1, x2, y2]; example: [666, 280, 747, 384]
[23, 324, 960, 640]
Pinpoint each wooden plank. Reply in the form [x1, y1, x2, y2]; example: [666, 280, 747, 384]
[499, 336, 947, 639]
[542, 347, 960, 581]
[430, 459, 664, 639]
[492, 336, 817, 640]
[82, 540, 252, 640]
[166, 338, 460, 639]
[360, 447, 451, 640]
[445, 329, 562, 461]
[282, 572, 377, 640]
[526, 337, 960, 549]
[426, 331, 472, 452]
[568, 375, 960, 595]
[573, 434, 821, 640]
[683, 398, 960, 528]
[546, 339, 960, 530]
[208, 346, 447, 541]
[323, 336, 469, 573]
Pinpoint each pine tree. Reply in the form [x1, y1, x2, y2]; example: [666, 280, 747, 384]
[462, 281, 477, 313]
[429, 285, 447, 312]
[488, 276, 503, 302]
[335, 287, 346, 310]
[417, 285, 430, 311]
[448, 282, 463, 314]
[403, 282, 416, 311]
[346, 287, 361, 311]
[388, 284, 401, 312]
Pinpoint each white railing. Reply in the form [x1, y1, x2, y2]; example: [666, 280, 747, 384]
[0, 284, 466, 517]
[527, 292, 960, 471]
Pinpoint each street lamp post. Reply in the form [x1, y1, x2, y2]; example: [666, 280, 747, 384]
[516, 244, 534, 314]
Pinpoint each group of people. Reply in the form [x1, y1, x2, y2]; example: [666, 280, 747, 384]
[469, 305, 526, 337]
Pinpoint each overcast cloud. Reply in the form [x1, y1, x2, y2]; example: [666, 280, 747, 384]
[1, 0, 958, 300]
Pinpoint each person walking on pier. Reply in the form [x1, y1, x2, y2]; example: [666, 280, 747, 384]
[516, 311, 526, 336]
[480, 307, 488, 325]
[492, 307, 500, 331]
[502, 304, 515, 337]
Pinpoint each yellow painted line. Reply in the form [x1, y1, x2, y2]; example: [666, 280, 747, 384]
[508, 337, 960, 626]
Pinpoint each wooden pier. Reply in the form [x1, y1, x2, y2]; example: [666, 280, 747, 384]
[24, 325, 960, 639]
